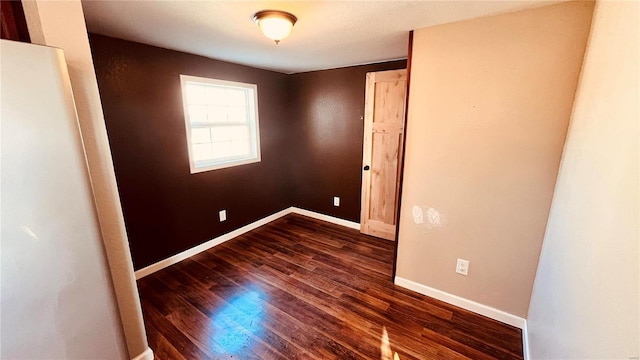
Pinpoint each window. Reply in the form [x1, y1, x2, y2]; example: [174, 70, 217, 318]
[180, 75, 261, 173]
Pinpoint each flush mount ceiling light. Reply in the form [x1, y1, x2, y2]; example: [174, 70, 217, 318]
[252, 10, 297, 45]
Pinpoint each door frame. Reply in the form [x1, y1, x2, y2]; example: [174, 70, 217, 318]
[390, 31, 414, 280]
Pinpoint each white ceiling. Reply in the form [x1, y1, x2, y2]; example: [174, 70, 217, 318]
[81, 0, 561, 74]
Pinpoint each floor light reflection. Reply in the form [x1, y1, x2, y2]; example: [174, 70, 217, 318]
[210, 290, 265, 354]
[380, 325, 401, 360]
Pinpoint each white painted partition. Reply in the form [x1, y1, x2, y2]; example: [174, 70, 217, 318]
[22, 1, 152, 358]
[0, 40, 126, 359]
[526, 2, 639, 358]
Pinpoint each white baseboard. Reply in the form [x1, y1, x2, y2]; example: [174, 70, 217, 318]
[134, 207, 360, 279]
[290, 207, 361, 230]
[131, 347, 153, 360]
[394, 276, 526, 329]
[135, 208, 291, 279]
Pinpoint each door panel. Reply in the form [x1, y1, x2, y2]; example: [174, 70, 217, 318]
[361, 69, 407, 240]
[369, 132, 401, 224]
[373, 82, 406, 124]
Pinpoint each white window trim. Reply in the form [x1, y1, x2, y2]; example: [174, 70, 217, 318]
[180, 75, 261, 174]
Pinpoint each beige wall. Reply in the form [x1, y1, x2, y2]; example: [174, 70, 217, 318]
[22, 1, 151, 359]
[396, 1, 593, 317]
[526, 1, 639, 358]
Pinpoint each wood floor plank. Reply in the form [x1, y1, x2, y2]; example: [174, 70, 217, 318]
[141, 300, 211, 360]
[145, 321, 187, 360]
[205, 260, 367, 359]
[138, 214, 524, 359]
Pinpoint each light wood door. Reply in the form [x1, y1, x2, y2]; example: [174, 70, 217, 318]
[360, 69, 407, 240]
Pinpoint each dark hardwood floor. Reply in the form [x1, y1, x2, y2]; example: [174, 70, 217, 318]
[138, 214, 524, 359]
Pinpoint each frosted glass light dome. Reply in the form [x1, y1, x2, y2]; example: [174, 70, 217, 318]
[253, 10, 297, 45]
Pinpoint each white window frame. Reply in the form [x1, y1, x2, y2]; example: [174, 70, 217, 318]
[180, 75, 261, 174]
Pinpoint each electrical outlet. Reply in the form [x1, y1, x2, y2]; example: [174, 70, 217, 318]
[219, 210, 227, 222]
[456, 258, 469, 276]
[333, 196, 340, 207]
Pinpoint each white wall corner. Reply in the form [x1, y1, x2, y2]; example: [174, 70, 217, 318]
[131, 347, 153, 360]
[394, 276, 526, 329]
[522, 320, 530, 360]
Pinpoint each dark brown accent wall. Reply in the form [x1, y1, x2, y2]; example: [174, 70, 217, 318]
[1, 0, 30, 42]
[288, 60, 407, 222]
[89, 33, 407, 269]
[89, 34, 293, 269]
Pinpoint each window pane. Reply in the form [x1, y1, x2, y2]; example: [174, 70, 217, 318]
[181, 75, 260, 172]
[211, 125, 249, 142]
[186, 83, 206, 104]
[227, 106, 247, 123]
[229, 140, 250, 157]
[211, 126, 232, 143]
[188, 104, 207, 123]
[206, 105, 227, 123]
[227, 88, 247, 107]
[205, 86, 226, 106]
[210, 140, 250, 159]
[191, 128, 211, 144]
[229, 126, 249, 140]
[211, 142, 232, 159]
[193, 143, 213, 162]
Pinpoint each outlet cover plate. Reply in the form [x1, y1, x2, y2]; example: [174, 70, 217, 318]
[219, 210, 227, 222]
[333, 197, 340, 207]
[456, 258, 469, 276]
